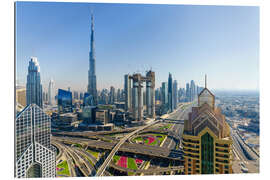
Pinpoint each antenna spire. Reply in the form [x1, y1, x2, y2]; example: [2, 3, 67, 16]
[205, 74, 207, 88]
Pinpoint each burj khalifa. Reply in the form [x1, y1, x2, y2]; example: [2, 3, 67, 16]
[87, 13, 97, 105]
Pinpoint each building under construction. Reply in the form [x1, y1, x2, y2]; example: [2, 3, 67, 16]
[124, 70, 155, 121]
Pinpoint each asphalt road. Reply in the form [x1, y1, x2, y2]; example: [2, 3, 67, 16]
[162, 103, 195, 150]
[95, 119, 160, 176]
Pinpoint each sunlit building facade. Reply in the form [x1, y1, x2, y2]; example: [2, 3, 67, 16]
[182, 77, 232, 174]
[26, 57, 43, 108]
[168, 73, 173, 112]
[57, 89, 72, 113]
[48, 79, 55, 105]
[15, 104, 56, 178]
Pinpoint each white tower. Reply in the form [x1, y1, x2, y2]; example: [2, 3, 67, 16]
[48, 79, 55, 105]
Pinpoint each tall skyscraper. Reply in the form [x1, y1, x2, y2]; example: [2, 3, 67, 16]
[182, 76, 232, 174]
[155, 88, 160, 101]
[48, 79, 55, 105]
[173, 80, 178, 110]
[145, 70, 155, 118]
[26, 57, 43, 108]
[116, 88, 121, 102]
[58, 89, 72, 113]
[15, 104, 56, 178]
[109, 86, 115, 104]
[190, 80, 196, 102]
[186, 83, 190, 102]
[87, 13, 97, 105]
[161, 82, 168, 112]
[124, 74, 132, 112]
[168, 73, 173, 112]
[73, 91, 79, 100]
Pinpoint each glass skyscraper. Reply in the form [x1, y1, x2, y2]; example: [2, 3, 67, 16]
[124, 74, 132, 112]
[173, 80, 178, 110]
[57, 89, 72, 113]
[15, 104, 56, 178]
[48, 79, 55, 105]
[88, 13, 98, 105]
[26, 57, 43, 108]
[161, 82, 168, 113]
[168, 73, 173, 112]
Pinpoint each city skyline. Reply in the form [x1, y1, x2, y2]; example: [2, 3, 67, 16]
[16, 2, 259, 92]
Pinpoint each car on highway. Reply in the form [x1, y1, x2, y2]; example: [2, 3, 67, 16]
[241, 167, 249, 173]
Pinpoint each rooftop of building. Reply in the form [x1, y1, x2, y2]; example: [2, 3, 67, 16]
[59, 112, 77, 118]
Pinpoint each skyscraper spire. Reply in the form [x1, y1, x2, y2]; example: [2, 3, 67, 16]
[205, 74, 207, 88]
[88, 11, 97, 105]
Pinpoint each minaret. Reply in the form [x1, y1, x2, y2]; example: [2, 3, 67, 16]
[88, 12, 97, 105]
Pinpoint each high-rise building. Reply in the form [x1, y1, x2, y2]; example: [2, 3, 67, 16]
[131, 74, 143, 121]
[26, 57, 43, 108]
[83, 92, 94, 106]
[48, 79, 55, 105]
[57, 89, 72, 113]
[109, 86, 115, 104]
[99, 89, 109, 105]
[120, 89, 125, 102]
[15, 104, 56, 178]
[178, 88, 185, 102]
[173, 80, 178, 110]
[155, 88, 160, 101]
[80, 92, 84, 100]
[73, 91, 79, 100]
[161, 82, 168, 112]
[87, 13, 97, 105]
[116, 88, 121, 102]
[143, 90, 146, 106]
[190, 80, 196, 102]
[145, 70, 155, 118]
[197, 85, 203, 95]
[124, 74, 132, 112]
[42, 91, 46, 103]
[129, 71, 155, 120]
[168, 73, 173, 112]
[186, 83, 190, 102]
[182, 76, 232, 174]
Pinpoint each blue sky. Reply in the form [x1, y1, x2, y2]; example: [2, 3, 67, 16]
[16, 2, 259, 92]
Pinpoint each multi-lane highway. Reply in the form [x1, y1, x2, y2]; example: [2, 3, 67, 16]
[52, 101, 197, 177]
[230, 127, 259, 173]
[95, 119, 160, 176]
[53, 136, 183, 160]
[161, 102, 195, 150]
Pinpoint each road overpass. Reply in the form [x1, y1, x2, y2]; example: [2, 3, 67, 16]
[53, 134, 183, 161]
[109, 162, 183, 174]
[95, 120, 161, 176]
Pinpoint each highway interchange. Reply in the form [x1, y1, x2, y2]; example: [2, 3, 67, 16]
[52, 101, 259, 176]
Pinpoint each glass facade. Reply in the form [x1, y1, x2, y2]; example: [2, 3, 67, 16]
[15, 104, 56, 178]
[201, 132, 214, 174]
[26, 57, 43, 108]
[57, 89, 72, 113]
[83, 92, 94, 106]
